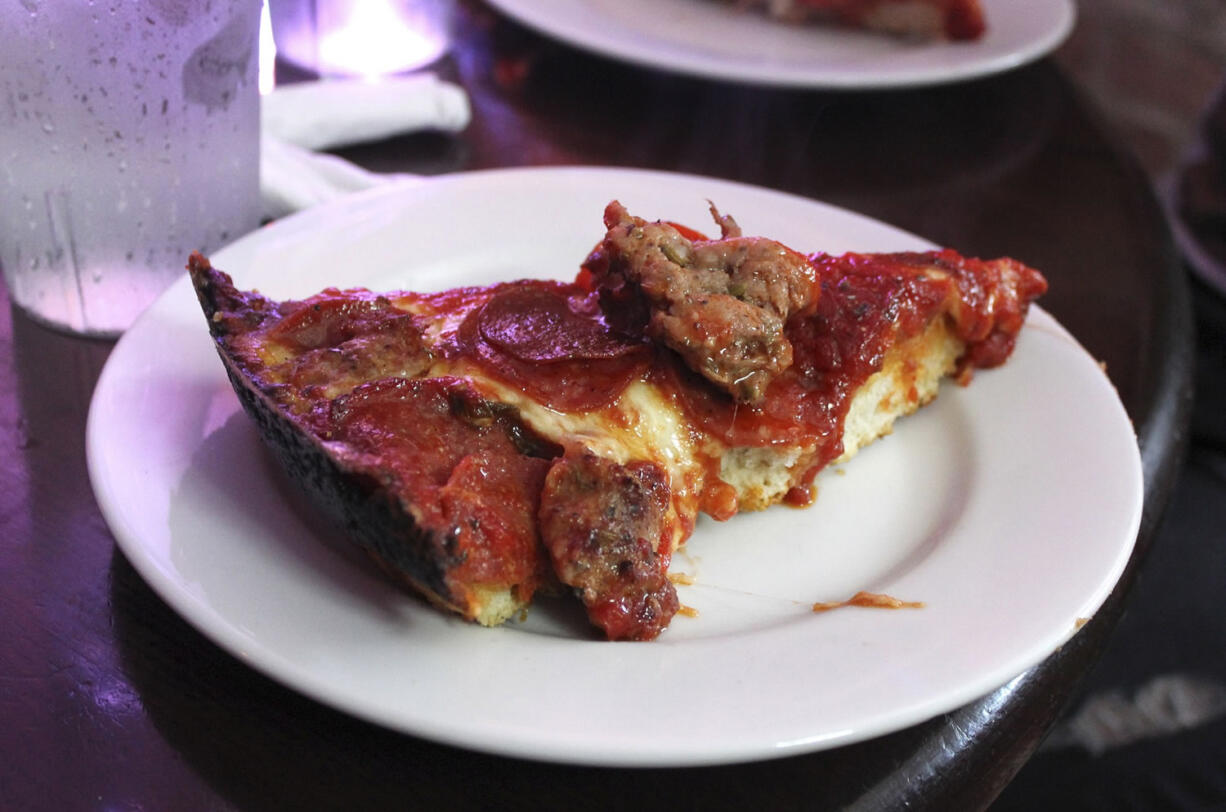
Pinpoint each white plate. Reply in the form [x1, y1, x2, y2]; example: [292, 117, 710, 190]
[87, 166, 1141, 767]
[485, 0, 1074, 89]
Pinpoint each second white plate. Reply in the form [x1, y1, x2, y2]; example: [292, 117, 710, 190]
[486, 0, 1075, 88]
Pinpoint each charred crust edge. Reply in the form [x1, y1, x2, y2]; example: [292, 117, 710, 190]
[217, 357, 465, 614]
[189, 254, 471, 617]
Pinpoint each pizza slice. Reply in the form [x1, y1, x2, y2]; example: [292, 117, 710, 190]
[732, 0, 987, 41]
[189, 200, 1044, 640]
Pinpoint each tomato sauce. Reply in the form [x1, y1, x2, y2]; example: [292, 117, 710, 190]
[327, 377, 555, 596]
[373, 250, 1042, 513]
[215, 241, 1043, 639]
[262, 248, 1043, 548]
[812, 590, 926, 613]
[266, 289, 401, 351]
[661, 250, 1045, 473]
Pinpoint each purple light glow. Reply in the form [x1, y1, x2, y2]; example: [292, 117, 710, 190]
[270, 0, 451, 78]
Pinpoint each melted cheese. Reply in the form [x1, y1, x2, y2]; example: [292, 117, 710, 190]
[420, 353, 706, 553]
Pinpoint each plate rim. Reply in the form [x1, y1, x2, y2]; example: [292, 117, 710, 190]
[87, 165, 1142, 767]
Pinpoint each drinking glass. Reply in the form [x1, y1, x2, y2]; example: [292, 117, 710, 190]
[0, 0, 263, 336]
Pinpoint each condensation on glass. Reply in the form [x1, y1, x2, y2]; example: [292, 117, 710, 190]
[0, 1, 262, 336]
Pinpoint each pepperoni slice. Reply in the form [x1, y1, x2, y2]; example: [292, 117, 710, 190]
[459, 282, 651, 413]
[478, 284, 642, 363]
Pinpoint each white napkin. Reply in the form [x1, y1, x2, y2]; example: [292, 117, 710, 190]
[260, 73, 470, 219]
[260, 137, 422, 220]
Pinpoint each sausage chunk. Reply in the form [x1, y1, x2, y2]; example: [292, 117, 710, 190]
[538, 451, 679, 641]
[590, 200, 819, 403]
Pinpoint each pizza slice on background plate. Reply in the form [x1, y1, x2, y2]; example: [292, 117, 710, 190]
[732, 0, 987, 40]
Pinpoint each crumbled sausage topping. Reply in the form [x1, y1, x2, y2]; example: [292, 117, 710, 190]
[592, 201, 819, 403]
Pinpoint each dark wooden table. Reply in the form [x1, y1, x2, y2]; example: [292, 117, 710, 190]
[0, 4, 1194, 809]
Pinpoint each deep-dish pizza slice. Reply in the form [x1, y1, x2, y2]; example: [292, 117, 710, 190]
[189, 200, 1044, 640]
[731, 0, 986, 41]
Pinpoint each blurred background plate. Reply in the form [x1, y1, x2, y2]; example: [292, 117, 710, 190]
[484, 0, 1075, 88]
